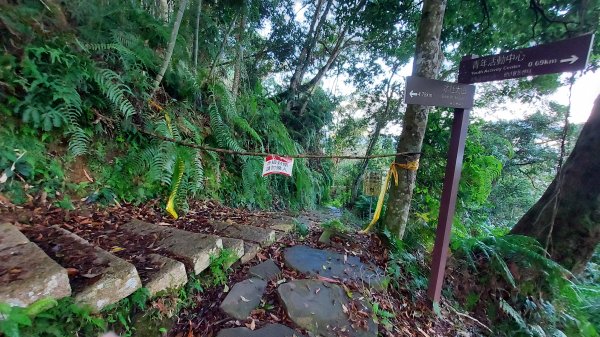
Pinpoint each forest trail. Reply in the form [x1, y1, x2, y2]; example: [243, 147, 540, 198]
[0, 201, 475, 336]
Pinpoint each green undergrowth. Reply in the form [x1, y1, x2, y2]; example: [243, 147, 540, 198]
[0, 249, 237, 337]
[450, 233, 599, 336]
[0, 0, 333, 214]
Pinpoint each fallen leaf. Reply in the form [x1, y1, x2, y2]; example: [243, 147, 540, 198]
[315, 288, 321, 294]
[240, 296, 250, 302]
[247, 319, 256, 330]
[342, 304, 348, 313]
[110, 246, 125, 253]
[66, 268, 79, 277]
[223, 284, 230, 293]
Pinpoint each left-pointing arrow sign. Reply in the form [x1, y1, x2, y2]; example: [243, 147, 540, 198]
[404, 76, 475, 109]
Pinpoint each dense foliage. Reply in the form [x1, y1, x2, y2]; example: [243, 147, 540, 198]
[1, 0, 599, 336]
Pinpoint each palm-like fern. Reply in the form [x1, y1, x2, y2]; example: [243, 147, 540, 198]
[92, 68, 137, 120]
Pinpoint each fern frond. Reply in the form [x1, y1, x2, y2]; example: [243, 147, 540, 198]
[499, 298, 529, 332]
[232, 115, 263, 149]
[208, 97, 244, 152]
[188, 152, 204, 196]
[92, 68, 136, 119]
[67, 126, 90, 156]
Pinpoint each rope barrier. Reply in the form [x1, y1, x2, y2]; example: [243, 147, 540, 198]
[144, 99, 421, 160]
[359, 161, 419, 234]
[140, 130, 421, 160]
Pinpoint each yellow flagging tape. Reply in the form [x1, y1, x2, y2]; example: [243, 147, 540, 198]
[148, 99, 164, 111]
[163, 111, 182, 219]
[166, 158, 185, 219]
[359, 161, 419, 234]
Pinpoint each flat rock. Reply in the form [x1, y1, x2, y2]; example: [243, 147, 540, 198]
[49, 227, 141, 312]
[216, 323, 306, 337]
[270, 223, 295, 233]
[211, 222, 275, 246]
[0, 223, 30, 251]
[221, 237, 244, 267]
[123, 220, 222, 274]
[277, 280, 377, 337]
[220, 278, 267, 320]
[0, 242, 71, 307]
[283, 245, 385, 289]
[249, 259, 281, 281]
[144, 254, 187, 296]
[240, 242, 260, 264]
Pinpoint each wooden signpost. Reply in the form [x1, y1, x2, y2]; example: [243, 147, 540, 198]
[405, 76, 475, 109]
[405, 33, 595, 305]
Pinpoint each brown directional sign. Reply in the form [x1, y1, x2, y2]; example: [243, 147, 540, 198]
[459, 33, 594, 84]
[404, 76, 475, 109]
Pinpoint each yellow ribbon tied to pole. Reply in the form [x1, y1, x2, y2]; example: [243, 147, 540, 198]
[359, 160, 419, 234]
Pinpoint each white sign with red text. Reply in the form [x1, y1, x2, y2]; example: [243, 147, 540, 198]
[262, 155, 294, 177]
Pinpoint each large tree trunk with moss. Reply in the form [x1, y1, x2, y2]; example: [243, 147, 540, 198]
[511, 93, 600, 273]
[381, 0, 447, 238]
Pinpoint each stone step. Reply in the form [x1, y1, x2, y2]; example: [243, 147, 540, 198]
[211, 222, 276, 247]
[144, 254, 187, 296]
[240, 242, 261, 264]
[123, 220, 223, 275]
[220, 237, 244, 267]
[0, 224, 71, 307]
[0, 222, 30, 250]
[27, 226, 141, 312]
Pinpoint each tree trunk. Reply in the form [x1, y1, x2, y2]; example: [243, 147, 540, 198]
[157, 0, 169, 22]
[152, 0, 189, 96]
[289, 0, 330, 95]
[193, 0, 202, 71]
[232, 6, 247, 97]
[350, 122, 384, 205]
[205, 16, 238, 85]
[511, 93, 600, 273]
[349, 67, 400, 206]
[381, 0, 447, 239]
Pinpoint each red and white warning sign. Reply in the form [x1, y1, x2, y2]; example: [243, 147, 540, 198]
[262, 155, 294, 177]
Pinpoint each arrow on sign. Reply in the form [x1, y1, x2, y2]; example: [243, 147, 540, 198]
[409, 90, 418, 98]
[560, 55, 579, 64]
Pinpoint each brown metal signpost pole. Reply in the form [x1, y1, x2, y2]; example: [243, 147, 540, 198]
[426, 107, 470, 303]
[426, 56, 473, 304]
[424, 34, 594, 304]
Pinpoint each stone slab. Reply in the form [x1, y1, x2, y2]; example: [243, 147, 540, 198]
[249, 259, 281, 281]
[212, 222, 275, 247]
[144, 254, 187, 296]
[240, 242, 260, 264]
[0, 223, 30, 251]
[270, 223, 295, 233]
[123, 220, 223, 275]
[221, 237, 244, 267]
[0, 242, 71, 307]
[216, 323, 306, 337]
[277, 280, 377, 337]
[220, 278, 267, 320]
[49, 227, 142, 312]
[283, 245, 385, 289]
